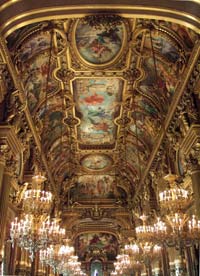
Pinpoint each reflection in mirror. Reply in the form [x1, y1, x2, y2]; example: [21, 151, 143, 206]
[91, 260, 103, 276]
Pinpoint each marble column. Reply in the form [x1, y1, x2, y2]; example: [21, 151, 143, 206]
[0, 166, 12, 261]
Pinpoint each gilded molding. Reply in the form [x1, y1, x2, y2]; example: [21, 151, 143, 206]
[0, 125, 23, 156]
[180, 125, 200, 156]
[1, 3, 200, 37]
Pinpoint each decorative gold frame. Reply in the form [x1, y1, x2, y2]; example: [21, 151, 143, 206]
[71, 18, 128, 69]
[80, 153, 114, 173]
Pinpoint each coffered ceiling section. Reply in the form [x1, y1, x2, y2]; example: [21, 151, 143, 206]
[6, 16, 199, 192]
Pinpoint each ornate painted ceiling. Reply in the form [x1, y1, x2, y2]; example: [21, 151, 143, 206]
[1, 7, 199, 271]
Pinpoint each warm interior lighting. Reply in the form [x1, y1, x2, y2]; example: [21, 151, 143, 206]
[23, 174, 53, 215]
[10, 214, 66, 260]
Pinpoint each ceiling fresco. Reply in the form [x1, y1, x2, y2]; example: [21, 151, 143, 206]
[81, 154, 113, 171]
[73, 78, 124, 147]
[6, 15, 199, 264]
[71, 174, 117, 200]
[75, 233, 118, 261]
[74, 18, 125, 65]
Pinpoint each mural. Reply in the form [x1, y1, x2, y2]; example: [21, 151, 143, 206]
[139, 57, 177, 110]
[76, 233, 118, 261]
[132, 93, 159, 119]
[161, 21, 198, 49]
[73, 78, 123, 145]
[17, 33, 51, 62]
[81, 154, 113, 171]
[75, 20, 124, 64]
[71, 175, 119, 199]
[126, 136, 148, 176]
[143, 32, 180, 62]
[23, 53, 59, 112]
[41, 111, 63, 149]
[129, 111, 159, 149]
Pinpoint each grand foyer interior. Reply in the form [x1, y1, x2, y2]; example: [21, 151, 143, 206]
[0, 1, 200, 275]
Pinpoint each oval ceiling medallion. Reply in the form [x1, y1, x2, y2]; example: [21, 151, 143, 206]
[81, 154, 113, 171]
[74, 18, 126, 66]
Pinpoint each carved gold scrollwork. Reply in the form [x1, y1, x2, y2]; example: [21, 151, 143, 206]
[56, 67, 75, 83]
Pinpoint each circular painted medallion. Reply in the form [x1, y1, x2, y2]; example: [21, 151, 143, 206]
[75, 19, 125, 65]
[81, 154, 113, 171]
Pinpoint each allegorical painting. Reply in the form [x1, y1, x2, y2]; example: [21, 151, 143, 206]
[16, 32, 51, 62]
[160, 21, 198, 49]
[70, 175, 120, 200]
[24, 53, 59, 112]
[75, 19, 125, 64]
[69, 177, 127, 203]
[129, 111, 158, 149]
[76, 233, 118, 261]
[138, 57, 177, 112]
[73, 78, 123, 145]
[126, 135, 148, 176]
[81, 154, 113, 171]
[143, 31, 180, 63]
[41, 111, 63, 149]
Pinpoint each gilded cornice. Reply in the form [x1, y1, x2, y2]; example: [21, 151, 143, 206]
[0, 1, 199, 37]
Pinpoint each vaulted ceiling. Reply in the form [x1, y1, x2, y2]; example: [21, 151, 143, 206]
[0, 0, 199, 269]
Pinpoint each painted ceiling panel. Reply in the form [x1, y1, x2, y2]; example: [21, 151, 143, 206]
[73, 78, 124, 147]
[75, 18, 125, 65]
[6, 16, 199, 198]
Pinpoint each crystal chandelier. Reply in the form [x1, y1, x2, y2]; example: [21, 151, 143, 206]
[124, 242, 140, 256]
[10, 171, 66, 260]
[40, 242, 86, 276]
[135, 224, 155, 243]
[23, 174, 53, 216]
[113, 252, 131, 275]
[188, 215, 200, 239]
[10, 214, 65, 260]
[159, 174, 191, 213]
[113, 241, 161, 275]
[135, 215, 168, 244]
[60, 255, 86, 276]
[40, 242, 74, 273]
